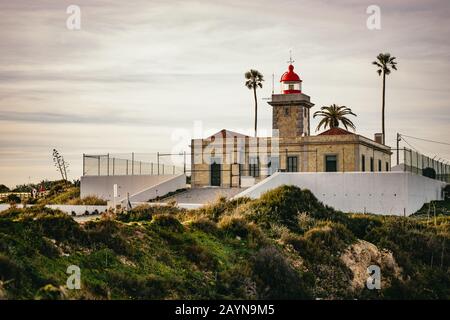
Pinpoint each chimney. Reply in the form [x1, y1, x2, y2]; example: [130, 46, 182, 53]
[374, 133, 383, 144]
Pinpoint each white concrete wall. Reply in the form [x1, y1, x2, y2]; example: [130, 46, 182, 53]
[80, 174, 185, 201]
[235, 172, 445, 216]
[124, 174, 186, 204]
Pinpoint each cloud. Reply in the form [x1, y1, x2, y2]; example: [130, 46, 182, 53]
[1, 0, 450, 187]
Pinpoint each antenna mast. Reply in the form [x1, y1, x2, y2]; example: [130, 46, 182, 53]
[287, 49, 295, 64]
[272, 73, 274, 94]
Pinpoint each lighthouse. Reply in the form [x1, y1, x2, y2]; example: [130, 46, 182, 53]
[268, 63, 314, 138]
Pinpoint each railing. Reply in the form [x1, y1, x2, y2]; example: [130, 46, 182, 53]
[83, 153, 186, 176]
[402, 148, 450, 183]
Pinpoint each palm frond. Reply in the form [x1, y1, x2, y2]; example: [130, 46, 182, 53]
[314, 104, 357, 132]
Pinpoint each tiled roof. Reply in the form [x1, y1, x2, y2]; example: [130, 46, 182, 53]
[318, 127, 354, 136]
[208, 129, 249, 139]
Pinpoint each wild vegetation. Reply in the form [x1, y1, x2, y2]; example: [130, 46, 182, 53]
[0, 180, 105, 206]
[0, 185, 448, 300]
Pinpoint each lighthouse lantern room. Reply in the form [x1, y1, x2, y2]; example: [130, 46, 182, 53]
[268, 62, 314, 138]
[280, 64, 302, 94]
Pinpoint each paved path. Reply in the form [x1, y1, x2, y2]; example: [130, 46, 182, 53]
[162, 187, 246, 204]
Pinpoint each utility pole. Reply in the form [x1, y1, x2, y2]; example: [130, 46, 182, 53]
[396, 133, 401, 165]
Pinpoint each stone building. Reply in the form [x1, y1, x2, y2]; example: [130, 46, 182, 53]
[190, 63, 391, 188]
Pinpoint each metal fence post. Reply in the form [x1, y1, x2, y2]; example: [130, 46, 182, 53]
[107, 153, 110, 176]
[132, 152, 134, 175]
[82, 154, 85, 176]
[416, 152, 419, 174]
[157, 152, 160, 175]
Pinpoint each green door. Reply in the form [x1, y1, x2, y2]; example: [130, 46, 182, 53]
[210, 161, 221, 186]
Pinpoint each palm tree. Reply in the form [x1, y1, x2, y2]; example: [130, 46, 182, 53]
[372, 53, 398, 145]
[245, 69, 264, 137]
[313, 104, 357, 132]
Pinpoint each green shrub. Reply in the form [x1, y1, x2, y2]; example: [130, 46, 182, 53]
[117, 205, 183, 223]
[281, 233, 324, 263]
[444, 185, 450, 200]
[383, 268, 450, 299]
[218, 214, 264, 245]
[183, 243, 219, 270]
[245, 185, 341, 230]
[0, 206, 23, 219]
[151, 214, 183, 232]
[68, 195, 106, 205]
[216, 264, 255, 299]
[188, 216, 218, 234]
[366, 218, 449, 272]
[0, 254, 21, 282]
[251, 246, 313, 299]
[218, 214, 251, 238]
[83, 218, 132, 255]
[38, 237, 60, 257]
[195, 197, 251, 221]
[303, 222, 355, 252]
[35, 284, 62, 300]
[6, 194, 21, 204]
[108, 271, 172, 299]
[345, 214, 383, 239]
[6, 206, 84, 243]
[40, 187, 79, 205]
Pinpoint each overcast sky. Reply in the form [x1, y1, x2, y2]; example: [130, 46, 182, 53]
[1, 0, 450, 187]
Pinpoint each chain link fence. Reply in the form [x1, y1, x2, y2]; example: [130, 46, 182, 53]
[402, 148, 450, 182]
[83, 149, 449, 183]
[83, 153, 186, 176]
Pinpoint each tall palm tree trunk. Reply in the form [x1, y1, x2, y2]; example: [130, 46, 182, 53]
[382, 72, 386, 145]
[253, 86, 258, 137]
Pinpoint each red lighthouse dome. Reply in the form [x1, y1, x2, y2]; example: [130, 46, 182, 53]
[280, 64, 302, 94]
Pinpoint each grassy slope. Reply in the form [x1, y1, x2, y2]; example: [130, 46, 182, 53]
[0, 186, 448, 300]
[0, 180, 106, 205]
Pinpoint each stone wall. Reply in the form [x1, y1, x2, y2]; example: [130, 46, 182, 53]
[190, 132, 392, 188]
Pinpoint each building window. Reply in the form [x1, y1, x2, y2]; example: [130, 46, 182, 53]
[361, 155, 366, 172]
[378, 159, 382, 171]
[288, 84, 294, 90]
[386, 162, 389, 172]
[370, 157, 374, 172]
[325, 155, 337, 172]
[287, 156, 298, 172]
[268, 156, 280, 175]
[284, 107, 289, 116]
[249, 157, 259, 177]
